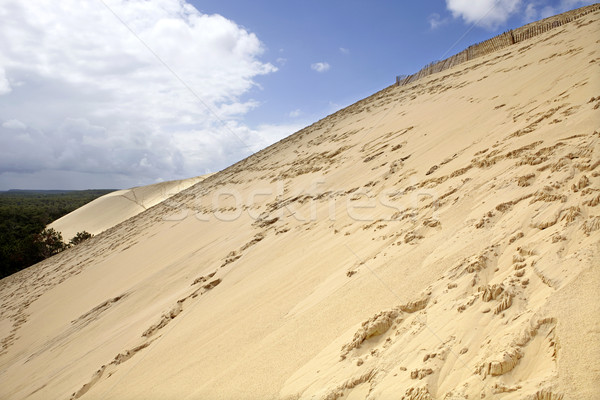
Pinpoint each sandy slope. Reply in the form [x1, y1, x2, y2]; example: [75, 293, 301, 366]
[48, 176, 210, 241]
[1, 9, 599, 400]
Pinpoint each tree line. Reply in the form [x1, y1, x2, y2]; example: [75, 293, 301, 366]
[0, 189, 114, 279]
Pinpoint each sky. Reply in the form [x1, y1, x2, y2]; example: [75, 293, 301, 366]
[0, 0, 595, 190]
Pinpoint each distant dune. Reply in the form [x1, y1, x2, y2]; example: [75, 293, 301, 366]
[0, 6, 598, 400]
[48, 176, 211, 241]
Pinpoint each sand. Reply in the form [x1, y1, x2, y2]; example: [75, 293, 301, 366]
[48, 175, 211, 241]
[0, 8, 599, 400]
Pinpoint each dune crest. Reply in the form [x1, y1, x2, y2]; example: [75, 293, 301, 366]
[48, 175, 211, 240]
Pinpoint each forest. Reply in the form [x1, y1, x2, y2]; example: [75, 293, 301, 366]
[0, 189, 114, 279]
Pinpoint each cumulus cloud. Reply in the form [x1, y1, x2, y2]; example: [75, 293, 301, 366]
[311, 62, 331, 73]
[0, 0, 287, 189]
[339, 47, 350, 54]
[445, 0, 522, 29]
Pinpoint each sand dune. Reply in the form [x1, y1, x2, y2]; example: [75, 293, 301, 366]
[0, 7, 599, 400]
[48, 176, 210, 241]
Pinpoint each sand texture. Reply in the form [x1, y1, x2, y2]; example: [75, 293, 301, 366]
[1, 8, 599, 400]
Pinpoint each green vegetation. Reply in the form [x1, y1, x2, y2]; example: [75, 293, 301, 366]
[0, 190, 114, 279]
[69, 230, 93, 246]
[33, 228, 69, 259]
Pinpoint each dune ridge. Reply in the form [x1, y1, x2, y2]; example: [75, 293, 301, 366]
[0, 6, 599, 400]
[48, 175, 210, 240]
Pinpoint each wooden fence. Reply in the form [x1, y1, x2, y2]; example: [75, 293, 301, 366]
[397, 3, 600, 86]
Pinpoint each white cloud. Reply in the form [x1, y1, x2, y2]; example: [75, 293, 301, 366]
[0, 0, 287, 189]
[276, 57, 287, 65]
[524, 3, 539, 21]
[540, 5, 558, 17]
[311, 62, 330, 73]
[0, 68, 11, 95]
[445, 0, 595, 28]
[288, 109, 301, 118]
[2, 119, 26, 130]
[428, 13, 448, 29]
[246, 123, 306, 151]
[339, 47, 350, 54]
[445, 0, 522, 29]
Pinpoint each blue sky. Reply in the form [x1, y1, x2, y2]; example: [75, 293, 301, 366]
[0, 0, 595, 189]
[196, 1, 449, 126]
[195, 0, 596, 126]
